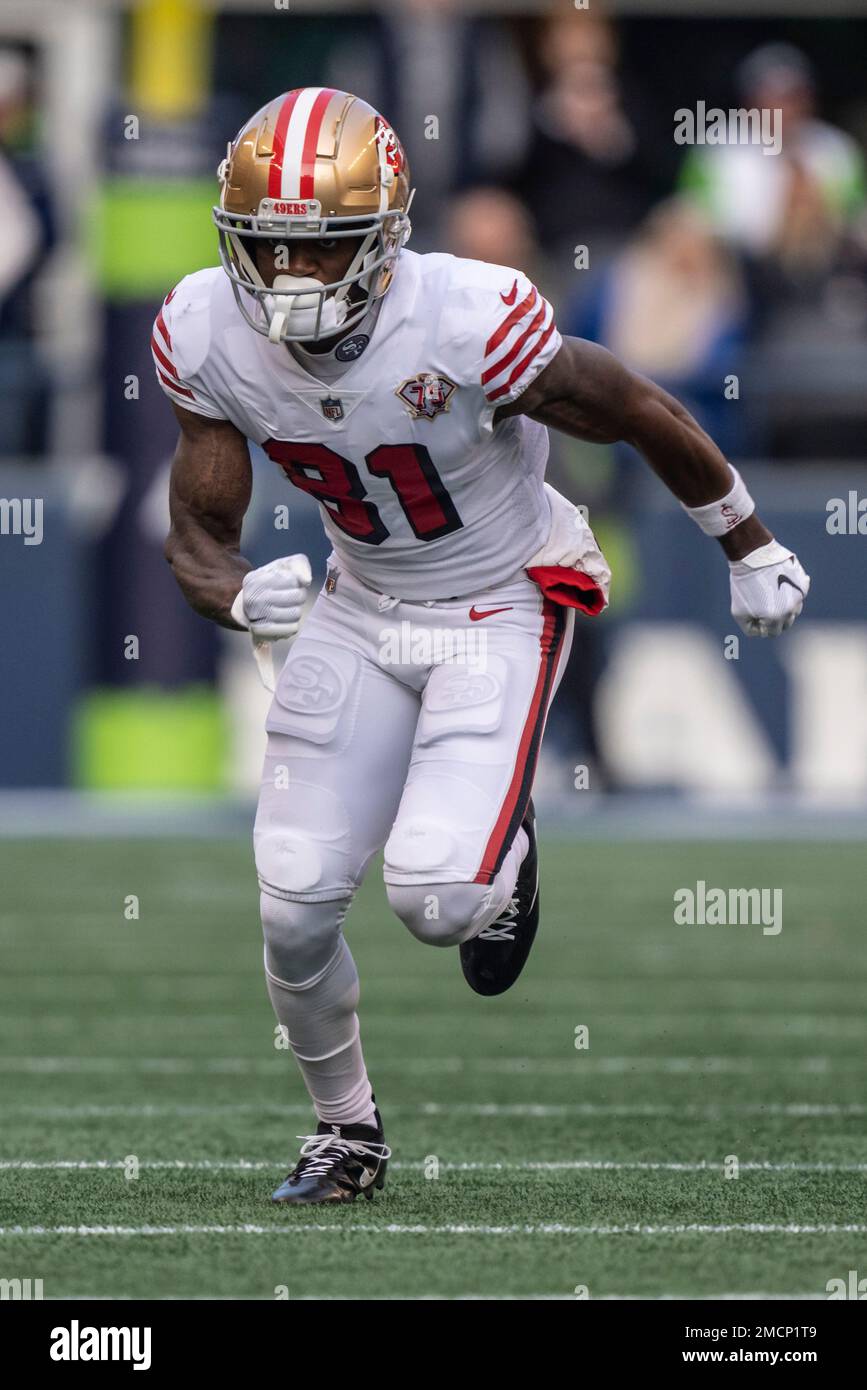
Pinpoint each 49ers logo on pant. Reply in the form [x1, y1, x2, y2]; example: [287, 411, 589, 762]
[396, 373, 456, 420]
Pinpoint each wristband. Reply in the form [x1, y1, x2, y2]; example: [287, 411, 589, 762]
[682, 466, 755, 537]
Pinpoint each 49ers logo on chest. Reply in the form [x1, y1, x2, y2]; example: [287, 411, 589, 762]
[396, 372, 456, 421]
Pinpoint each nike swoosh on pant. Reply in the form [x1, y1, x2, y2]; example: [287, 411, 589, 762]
[469, 606, 514, 622]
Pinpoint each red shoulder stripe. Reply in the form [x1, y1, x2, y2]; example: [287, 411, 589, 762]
[154, 309, 172, 351]
[485, 322, 556, 402]
[483, 287, 538, 359]
[156, 367, 195, 401]
[151, 334, 178, 379]
[481, 301, 547, 386]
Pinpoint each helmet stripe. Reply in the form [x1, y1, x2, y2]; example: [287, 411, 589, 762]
[268, 89, 303, 199]
[278, 86, 326, 199]
[299, 87, 337, 199]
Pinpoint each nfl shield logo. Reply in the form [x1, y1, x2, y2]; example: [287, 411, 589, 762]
[321, 396, 344, 422]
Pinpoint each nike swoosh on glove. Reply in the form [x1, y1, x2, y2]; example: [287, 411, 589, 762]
[525, 482, 611, 615]
[729, 540, 810, 637]
[230, 554, 312, 641]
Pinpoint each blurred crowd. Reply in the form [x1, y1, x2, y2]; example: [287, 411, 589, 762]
[4, 6, 867, 467]
[4, 7, 867, 462]
[0, 47, 54, 457]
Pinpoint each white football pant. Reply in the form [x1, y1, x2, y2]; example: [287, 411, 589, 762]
[254, 556, 574, 1126]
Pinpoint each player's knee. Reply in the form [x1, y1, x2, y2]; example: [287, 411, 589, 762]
[386, 880, 488, 948]
[255, 822, 333, 899]
[384, 815, 487, 945]
[260, 889, 347, 985]
[255, 766, 358, 902]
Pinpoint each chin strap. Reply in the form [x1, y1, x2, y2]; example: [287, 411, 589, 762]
[339, 229, 381, 301]
[229, 232, 267, 292]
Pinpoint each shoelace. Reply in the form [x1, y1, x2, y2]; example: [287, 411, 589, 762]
[477, 895, 519, 942]
[292, 1131, 392, 1180]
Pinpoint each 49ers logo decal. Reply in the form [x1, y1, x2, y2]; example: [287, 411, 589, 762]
[374, 115, 404, 174]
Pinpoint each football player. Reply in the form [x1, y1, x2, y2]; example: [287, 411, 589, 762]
[156, 89, 810, 1205]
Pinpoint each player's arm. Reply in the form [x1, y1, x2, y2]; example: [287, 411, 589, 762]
[164, 403, 312, 642]
[496, 336, 766, 558]
[496, 336, 810, 635]
[164, 402, 253, 629]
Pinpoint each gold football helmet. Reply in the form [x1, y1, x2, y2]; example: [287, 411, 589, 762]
[213, 88, 413, 344]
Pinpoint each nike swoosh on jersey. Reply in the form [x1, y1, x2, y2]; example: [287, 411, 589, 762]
[469, 605, 514, 622]
[500, 279, 518, 306]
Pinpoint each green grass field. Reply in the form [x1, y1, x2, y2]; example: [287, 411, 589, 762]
[1, 835, 866, 1300]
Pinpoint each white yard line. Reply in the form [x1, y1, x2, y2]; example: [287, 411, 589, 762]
[0, 1015, 864, 1039]
[1, 1222, 865, 1237]
[45, 1292, 826, 1301]
[5, 1101, 867, 1118]
[0, 1055, 863, 1075]
[420, 1102, 867, 1117]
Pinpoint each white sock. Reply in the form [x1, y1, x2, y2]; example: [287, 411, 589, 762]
[265, 935, 378, 1129]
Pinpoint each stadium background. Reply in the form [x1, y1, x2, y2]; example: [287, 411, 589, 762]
[1, 0, 866, 1303]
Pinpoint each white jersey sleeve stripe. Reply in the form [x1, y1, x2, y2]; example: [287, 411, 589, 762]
[481, 299, 548, 388]
[150, 332, 196, 402]
[150, 331, 181, 382]
[483, 285, 539, 362]
[480, 271, 561, 405]
[154, 362, 196, 403]
[151, 286, 228, 418]
[485, 316, 559, 404]
[483, 292, 559, 404]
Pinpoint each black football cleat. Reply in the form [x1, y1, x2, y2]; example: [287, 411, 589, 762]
[460, 798, 540, 997]
[271, 1108, 390, 1205]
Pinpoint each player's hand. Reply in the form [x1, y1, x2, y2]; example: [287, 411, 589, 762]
[528, 483, 611, 597]
[729, 540, 810, 637]
[230, 554, 312, 641]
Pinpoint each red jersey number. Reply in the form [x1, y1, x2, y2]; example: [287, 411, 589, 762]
[264, 439, 463, 545]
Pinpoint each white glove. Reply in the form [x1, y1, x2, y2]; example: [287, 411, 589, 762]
[729, 540, 810, 637]
[230, 554, 312, 641]
[527, 482, 612, 600]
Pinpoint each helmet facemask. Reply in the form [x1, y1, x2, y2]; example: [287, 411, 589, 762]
[213, 202, 413, 345]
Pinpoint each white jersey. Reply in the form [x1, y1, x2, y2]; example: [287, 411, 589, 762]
[152, 249, 562, 599]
